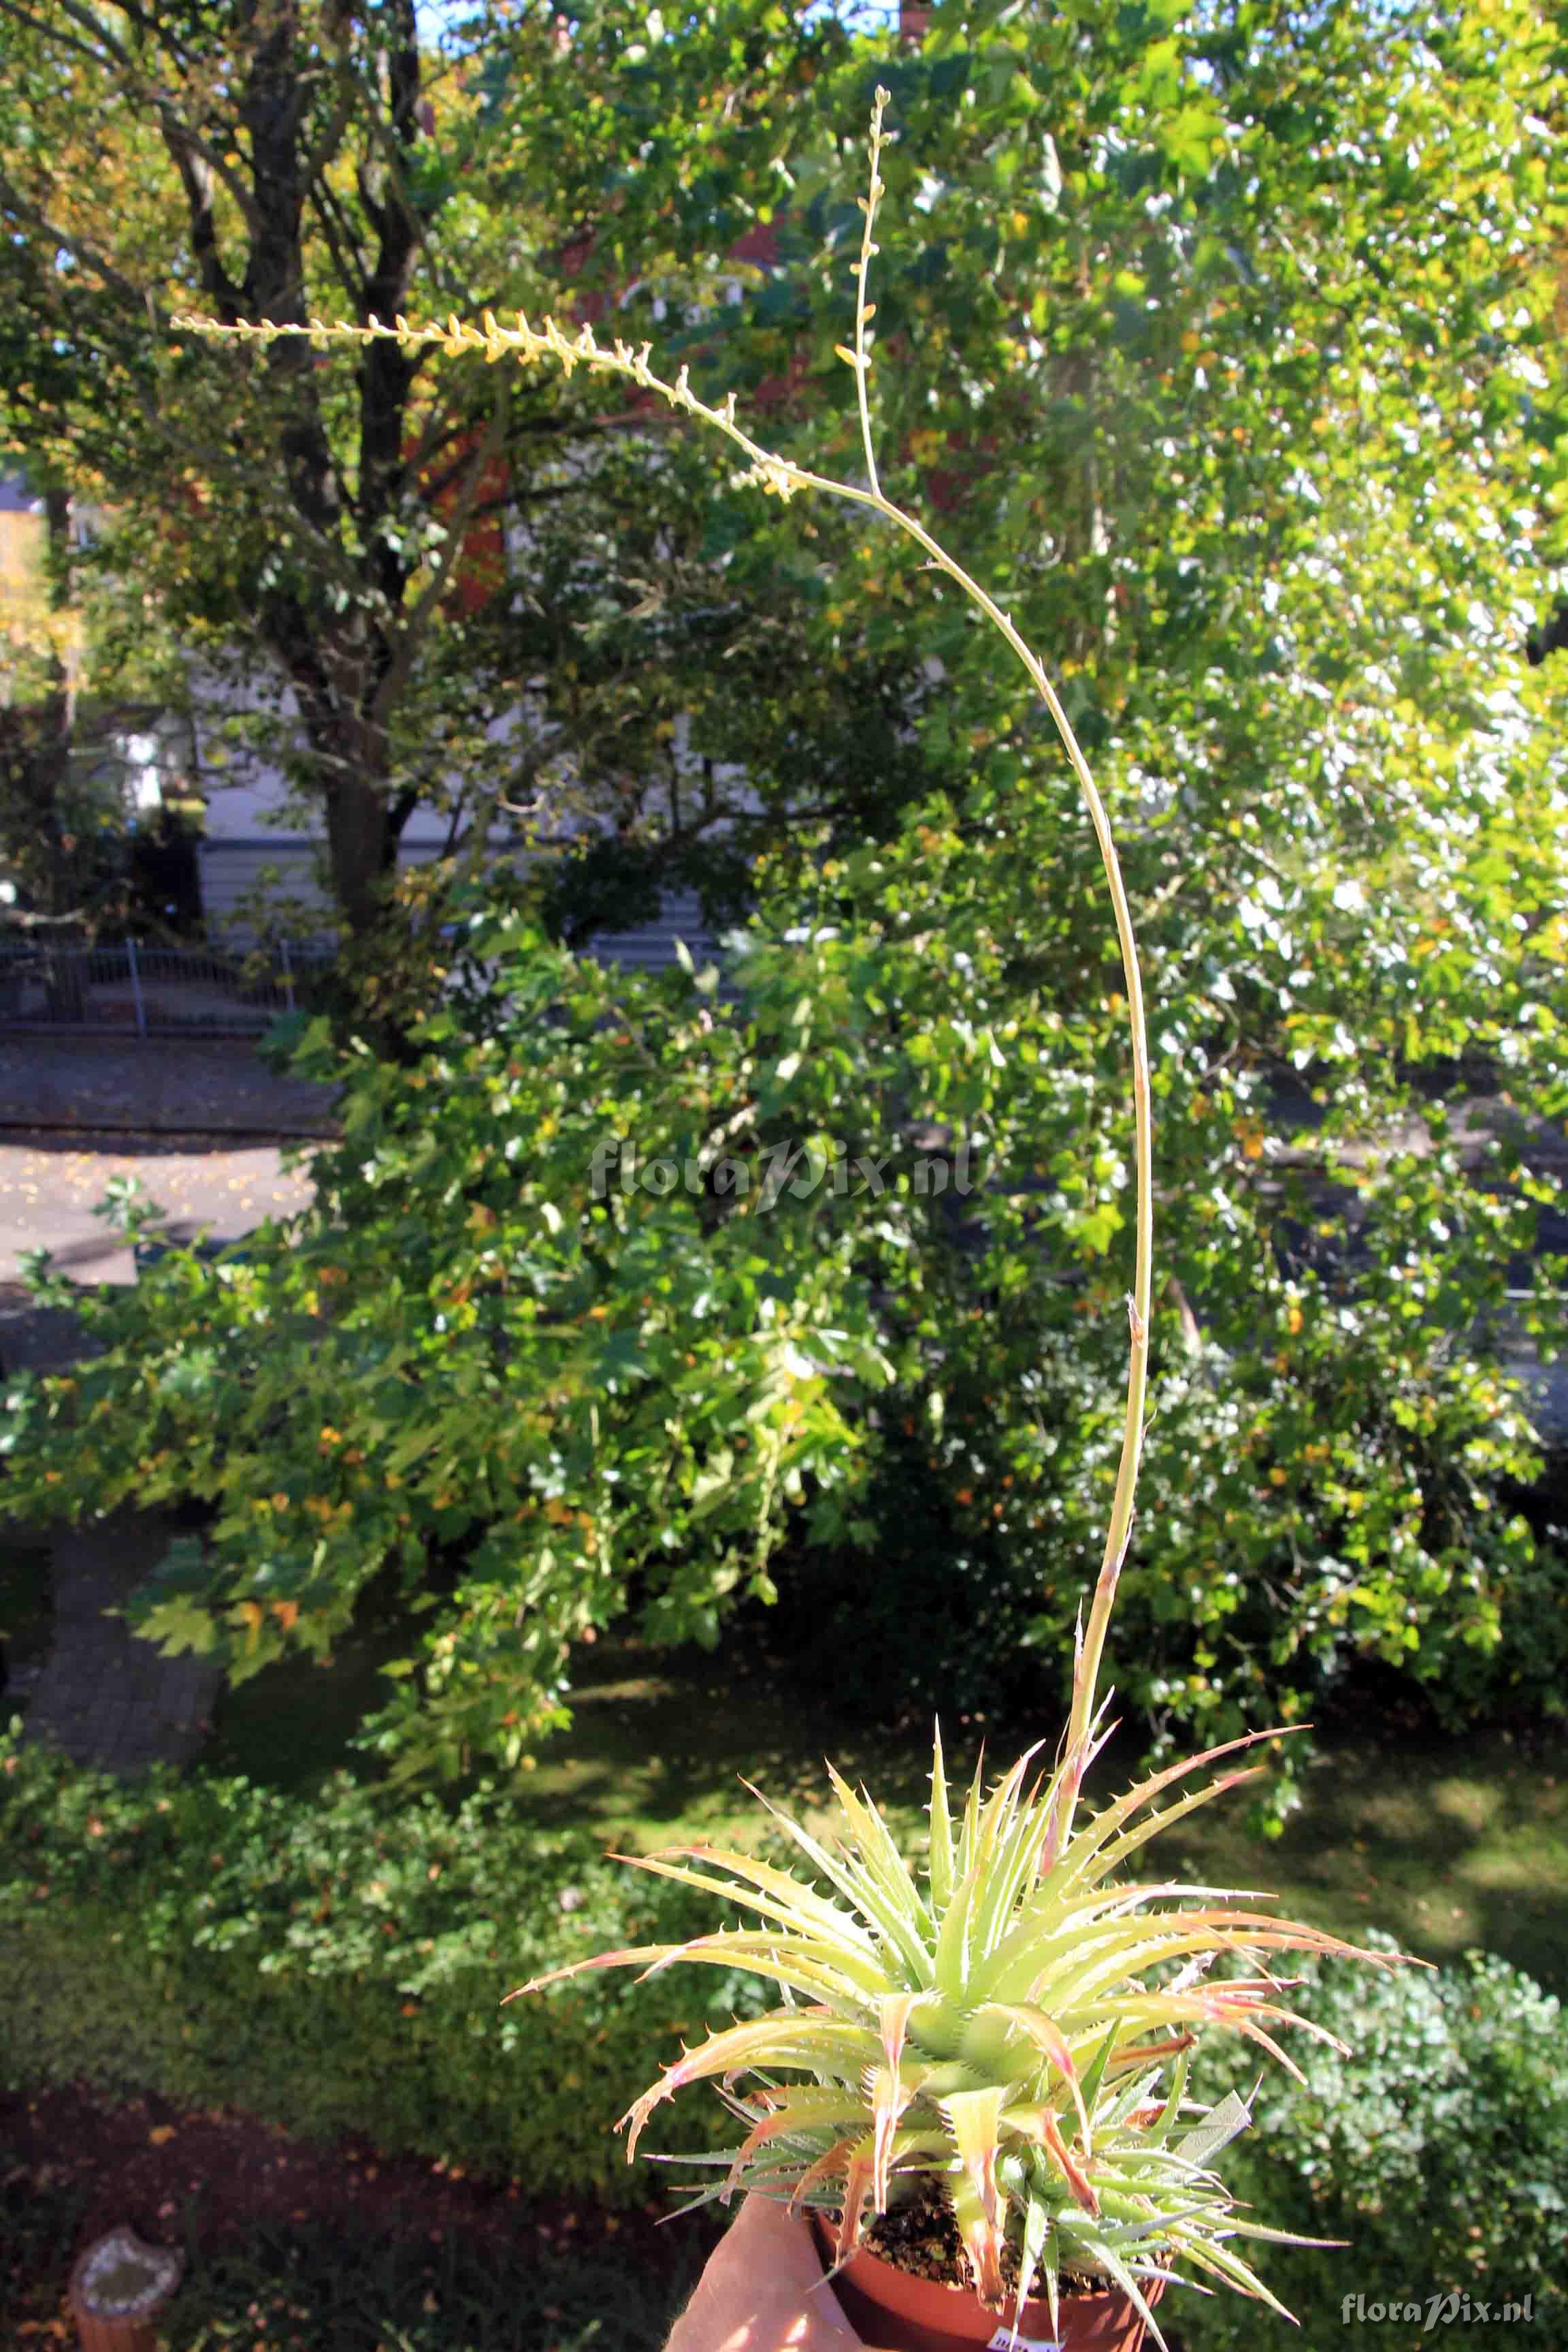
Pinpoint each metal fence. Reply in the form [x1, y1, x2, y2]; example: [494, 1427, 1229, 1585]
[0, 938, 334, 1037]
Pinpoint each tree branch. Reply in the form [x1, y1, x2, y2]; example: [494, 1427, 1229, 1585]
[374, 378, 511, 732]
[0, 163, 158, 314]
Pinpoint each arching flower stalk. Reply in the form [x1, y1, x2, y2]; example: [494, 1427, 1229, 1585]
[178, 88, 1402, 2344]
[175, 87, 1147, 1795]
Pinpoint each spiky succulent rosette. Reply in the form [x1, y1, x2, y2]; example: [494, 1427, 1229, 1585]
[512, 1720, 1395, 2345]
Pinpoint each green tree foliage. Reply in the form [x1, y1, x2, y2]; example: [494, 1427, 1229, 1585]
[0, 466, 198, 943]
[3, 1, 1566, 1803]
[0, 0, 875, 945]
[0, 476, 105, 933]
[5, 925, 901, 1778]
[741, 0, 1568, 1776]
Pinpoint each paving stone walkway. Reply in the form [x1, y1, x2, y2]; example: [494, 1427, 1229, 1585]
[2, 1232, 233, 1776]
[0, 1047, 321, 1776]
[18, 1509, 221, 1773]
[0, 1136, 313, 1287]
[0, 1031, 338, 1137]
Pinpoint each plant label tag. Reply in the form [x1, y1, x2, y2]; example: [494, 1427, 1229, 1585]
[986, 2332, 1064, 2352]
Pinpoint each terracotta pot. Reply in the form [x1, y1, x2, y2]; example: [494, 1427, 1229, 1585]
[69, 2225, 183, 2352]
[811, 2218, 1162, 2352]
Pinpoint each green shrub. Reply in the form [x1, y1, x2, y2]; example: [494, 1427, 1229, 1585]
[1177, 1933, 1567, 2351]
[0, 1733, 753, 2202]
[10, 887, 1563, 1823]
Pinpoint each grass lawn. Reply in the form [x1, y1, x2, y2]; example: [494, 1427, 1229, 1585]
[205, 1605, 412, 1790]
[211, 1627, 1568, 1995]
[522, 1639, 1568, 1993]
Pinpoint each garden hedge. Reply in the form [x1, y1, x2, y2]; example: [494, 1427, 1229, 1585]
[0, 1734, 738, 2204]
[1181, 1933, 1567, 2349]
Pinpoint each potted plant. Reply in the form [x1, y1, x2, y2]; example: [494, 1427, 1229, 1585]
[180, 86, 1402, 2352]
[510, 1722, 1389, 2351]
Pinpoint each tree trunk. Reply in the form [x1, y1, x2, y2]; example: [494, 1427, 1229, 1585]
[163, 0, 425, 949]
[39, 486, 77, 908]
[325, 752, 399, 937]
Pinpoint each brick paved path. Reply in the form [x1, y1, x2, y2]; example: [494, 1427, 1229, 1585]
[18, 1510, 221, 1772]
[0, 1032, 337, 1137]
[0, 1133, 308, 1774]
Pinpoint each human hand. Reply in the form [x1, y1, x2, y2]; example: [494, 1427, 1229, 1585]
[666, 2196, 888, 2352]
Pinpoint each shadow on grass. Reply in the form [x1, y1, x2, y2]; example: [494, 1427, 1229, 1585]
[204, 1619, 1568, 1997]
[1162, 1721, 1568, 1994]
[515, 1648, 1568, 1994]
[205, 1610, 411, 1792]
[522, 1636, 947, 1842]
